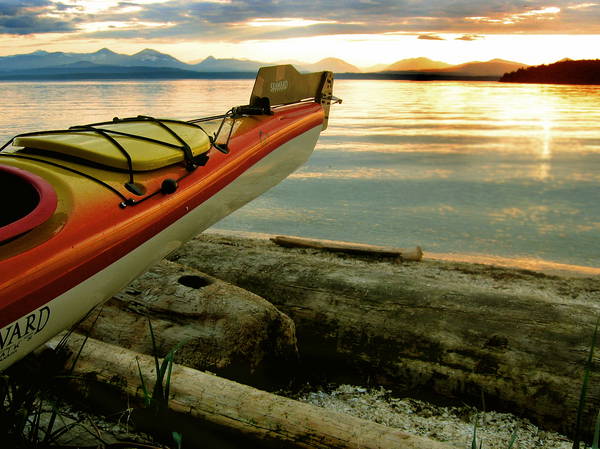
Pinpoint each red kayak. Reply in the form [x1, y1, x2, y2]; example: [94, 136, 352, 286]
[0, 65, 339, 370]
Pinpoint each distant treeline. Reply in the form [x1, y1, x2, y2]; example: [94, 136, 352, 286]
[500, 59, 600, 85]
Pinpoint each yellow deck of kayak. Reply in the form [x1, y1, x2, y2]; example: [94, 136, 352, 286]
[14, 120, 211, 171]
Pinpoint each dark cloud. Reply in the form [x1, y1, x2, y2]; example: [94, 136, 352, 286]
[0, 0, 50, 15]
[2, 1, 600, 39]
[418, 34, 445, 40]
[0, 16, 75, 35]
[125, 1, 600, 37]
[435, 1, 529, 18]
[0, 0, 78, 35]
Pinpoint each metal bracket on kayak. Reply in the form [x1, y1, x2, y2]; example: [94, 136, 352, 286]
[249, 65, 341, 130]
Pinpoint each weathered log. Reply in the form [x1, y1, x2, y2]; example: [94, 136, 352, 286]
[76, 260, 298, 387]
[169, 233, 600, 438]
[271, 235, 423, 262]
[49, 334, 454, 449]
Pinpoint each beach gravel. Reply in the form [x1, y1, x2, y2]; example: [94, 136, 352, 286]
[294, 384, 573, 448]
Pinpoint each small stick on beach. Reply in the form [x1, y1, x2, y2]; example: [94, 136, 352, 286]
[271, 235, 423, 262]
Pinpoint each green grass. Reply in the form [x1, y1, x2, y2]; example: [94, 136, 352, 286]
[136, 318, 188, 447]
[1, 318, 182, 448]
[573, 318, 600, 449]
[470, 319, 600, 449]
[469, 411, 518, 449]
[0, 331, 87, 447]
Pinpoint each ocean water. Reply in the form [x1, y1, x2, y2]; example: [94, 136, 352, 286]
[1, 79, 599, 270]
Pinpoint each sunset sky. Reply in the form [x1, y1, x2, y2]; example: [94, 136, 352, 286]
[0, 0, 599, 68]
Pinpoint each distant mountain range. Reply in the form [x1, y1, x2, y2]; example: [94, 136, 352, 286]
[0, 48, 528, 81]
[416, 59, 527, 77]
[385, 57, 452, 71]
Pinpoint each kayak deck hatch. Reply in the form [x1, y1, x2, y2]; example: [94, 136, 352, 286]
[3, 115, 217, 207]
[12, 116, 212, 172]
[0, 165, 58, 243]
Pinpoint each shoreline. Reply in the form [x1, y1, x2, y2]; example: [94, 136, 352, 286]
[207, 228, 600, 278]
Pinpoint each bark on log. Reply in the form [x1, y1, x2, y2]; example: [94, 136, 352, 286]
[76, 260, 298, 387]
[49, 334, 454, 449]
[169, 233, 600, 438]
[271, 235, 423, 262]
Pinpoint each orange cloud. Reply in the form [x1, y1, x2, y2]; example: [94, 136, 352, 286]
[466, 6, 561, 26]
[418, 34, 445, 40]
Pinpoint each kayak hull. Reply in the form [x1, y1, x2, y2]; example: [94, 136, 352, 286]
[0, 102, 323, 370]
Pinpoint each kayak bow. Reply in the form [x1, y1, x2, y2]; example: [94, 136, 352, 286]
[0, 65, 339, 370]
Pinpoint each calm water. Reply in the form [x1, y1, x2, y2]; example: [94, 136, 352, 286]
[1, 79, 599, 269]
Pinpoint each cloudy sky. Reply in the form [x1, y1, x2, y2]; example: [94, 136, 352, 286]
[1, 0, 599, 67]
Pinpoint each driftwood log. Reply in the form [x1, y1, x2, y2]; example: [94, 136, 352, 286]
[76, 260, 298, 387]
[271, 235, 423, 262]
[169, 233, 600, 438]
[49, 334, 454, 449]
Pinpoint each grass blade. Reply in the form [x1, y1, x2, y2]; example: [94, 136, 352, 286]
[593, 409, 600, 449]
[42, 401, 60, 445]
[148, 317, 161, 378]
[136, 357, 152, 408]
[471, 414, 479, 449]
[172, 430, 183, 449]
[507, 429, 518, 449]
[163, 339, 188, 403]
[573, 318, 599, 449]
